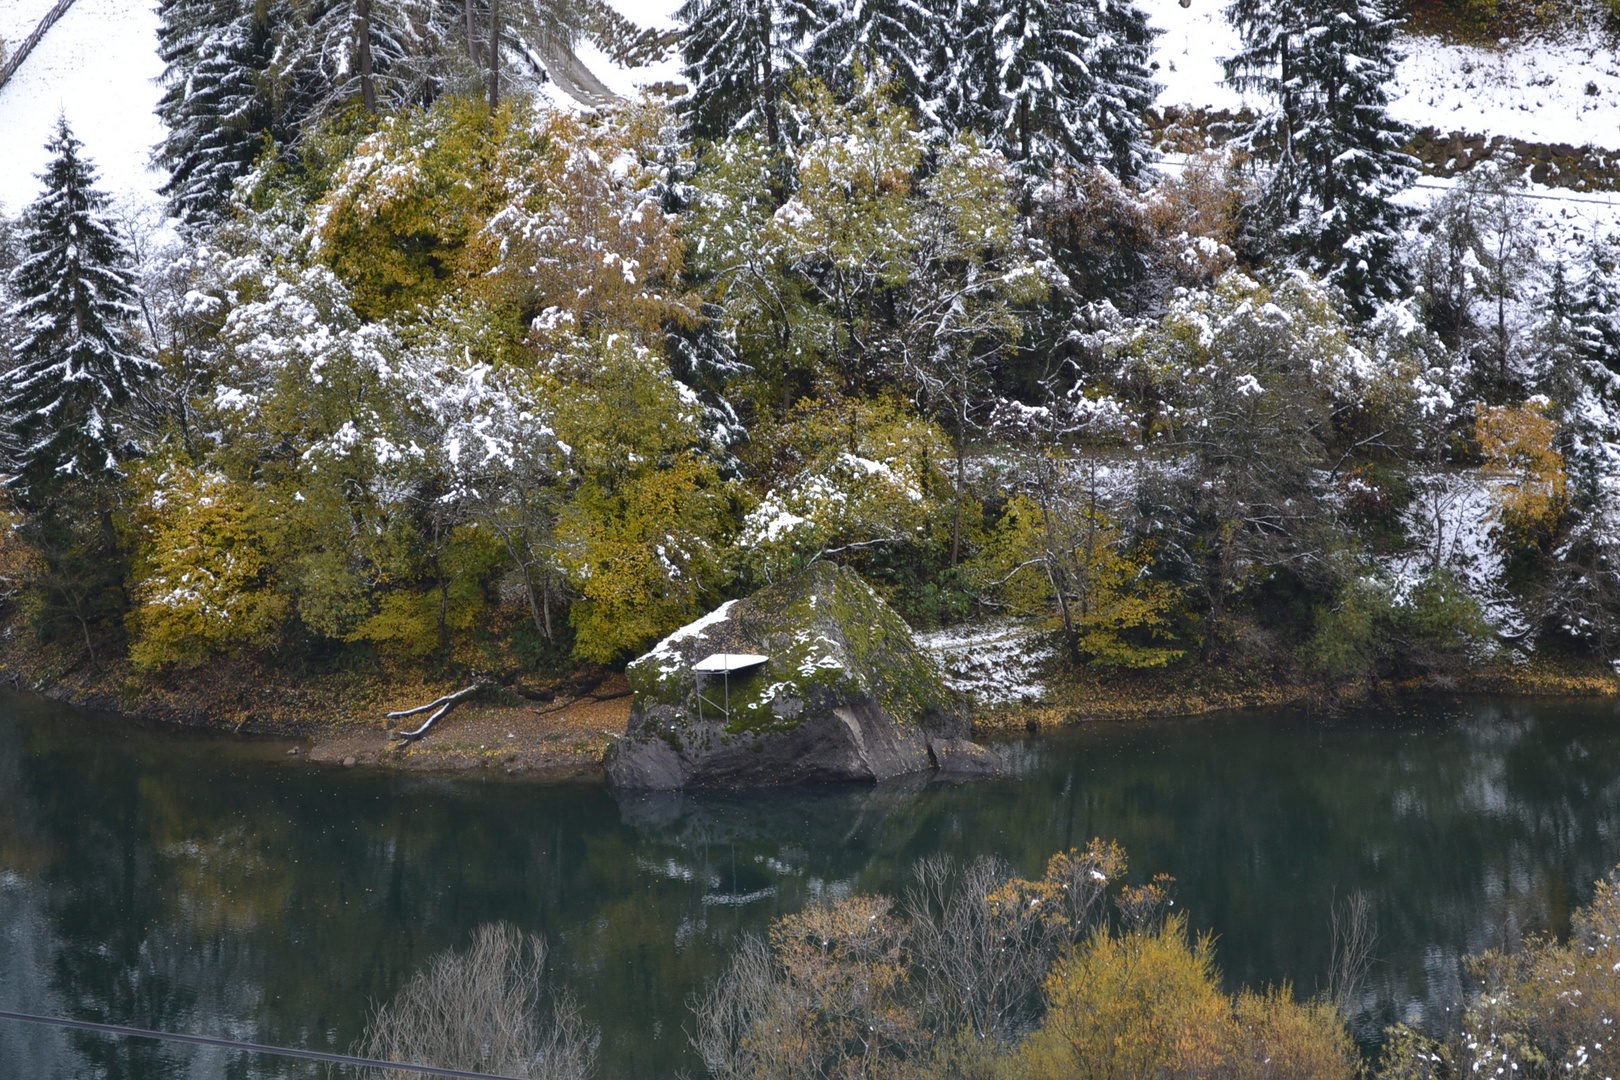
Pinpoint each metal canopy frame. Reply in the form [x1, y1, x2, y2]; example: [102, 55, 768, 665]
[693, 653, 769, 722]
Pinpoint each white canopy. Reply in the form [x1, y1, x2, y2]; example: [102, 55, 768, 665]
[691, 653, 770, 674]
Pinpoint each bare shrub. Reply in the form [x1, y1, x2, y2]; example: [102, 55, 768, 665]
[357, 923, 597, 1080]
[693, 841, 1138, 1077]
[693, 844, 1361, 1080]
[691, 894, 919, 1080]
[1325, 891, 1377, 1018]
[906, 842, 1125, 1043]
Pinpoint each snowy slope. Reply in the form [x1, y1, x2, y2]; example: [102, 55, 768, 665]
[0, 0, 58, 51]
[1138, 0, 1248, 111]
[1389, 36, 1620, 145]
[0, 0, 166, 216]
[1140, 0, 1620, 149]
[603, 0, 682, 32]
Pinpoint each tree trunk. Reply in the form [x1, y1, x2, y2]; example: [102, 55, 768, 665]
[465, 0, 480, 65]
[760, 7, 780, 147]
[356, 0, 376, 114]
[951, 405, 966, 567]
[388, 683, 486, 742]
[487, 0, 500, 112]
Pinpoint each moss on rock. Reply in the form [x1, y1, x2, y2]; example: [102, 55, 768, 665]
[609, 563, 989, 790]
[627, 562, 957, 734]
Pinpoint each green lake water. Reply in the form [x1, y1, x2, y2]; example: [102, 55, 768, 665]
[3, 692, 1620, 1077]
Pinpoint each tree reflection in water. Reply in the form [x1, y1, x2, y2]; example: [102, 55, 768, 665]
[1, 695, 1619, 1077]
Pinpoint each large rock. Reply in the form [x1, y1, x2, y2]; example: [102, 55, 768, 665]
[605, 563, 1002, 790]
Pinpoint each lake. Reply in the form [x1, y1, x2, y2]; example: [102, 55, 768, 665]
[2, 692, 1619, 1077]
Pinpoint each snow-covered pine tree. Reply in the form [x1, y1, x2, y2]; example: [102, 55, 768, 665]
[1091, 0, 1159, 179]
[1532, 256, 1620, 657]
[153, 0, 283, 225]
[295, 0, 464, 121]
[675, 0, 835, 144]
[994, 0, 1158, 180]
[3, 120, 154, 505]
[1224, 0, 1416, 309]
[816, 0, 949, 131]
[933, 0, 1002, 143]
[1576, 237, 1620, 379]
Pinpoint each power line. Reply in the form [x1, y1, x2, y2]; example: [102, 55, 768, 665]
[0, 1009, 529, 1079]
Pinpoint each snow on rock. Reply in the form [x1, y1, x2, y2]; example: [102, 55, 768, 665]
[609, 563, 994, 790]
[0, 0, 166, 215]
[916, 619, 1056, 705]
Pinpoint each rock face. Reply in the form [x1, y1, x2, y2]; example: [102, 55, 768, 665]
[605, 563, 1002, 790]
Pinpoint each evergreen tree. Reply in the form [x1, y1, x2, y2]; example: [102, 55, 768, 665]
[996, 0, 1158, 179]
[934, 0, 1002, 143]
[297, 0, 464, 121]
[3, 119, 154, 505]
[675, 0, 834, 145]
[153, 0, 283, 225]
[1576, 237, 1620, 379]
[1225, 0, 1416, 309]
[818, 0, 948, 130]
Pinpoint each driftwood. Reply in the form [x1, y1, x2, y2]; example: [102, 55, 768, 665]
[388, 682, 487, 743]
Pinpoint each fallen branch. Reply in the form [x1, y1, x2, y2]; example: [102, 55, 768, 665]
[388, 682, 486, 743]
[528, 689, 631, 717]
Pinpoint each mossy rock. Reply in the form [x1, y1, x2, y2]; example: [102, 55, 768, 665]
[606, 563, 998, 790]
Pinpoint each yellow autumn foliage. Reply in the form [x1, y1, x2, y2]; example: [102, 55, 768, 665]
[310, 94, 692, 335]
[1022, 917, 1358, 1080]
[544, 334, 732, 664]
[974, 490, 1181, 667]
[127, 464, 287, 669]
[1021, 914, 1231, 1080]
[1475, 399, 1569, 551]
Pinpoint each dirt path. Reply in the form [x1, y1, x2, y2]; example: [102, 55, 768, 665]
[304, 674, 631, 776]
[534, 35, 621, 110]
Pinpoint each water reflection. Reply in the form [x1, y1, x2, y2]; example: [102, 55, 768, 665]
[1, 694, 1619, 1076]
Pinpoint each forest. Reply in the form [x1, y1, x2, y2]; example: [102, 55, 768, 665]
[0, 0, 1617, 697]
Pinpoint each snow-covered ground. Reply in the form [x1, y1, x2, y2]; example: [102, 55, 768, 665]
[1138, 0, 1247, 111]
[1140, 0, 1620, 149]
[0, 0, 166, 216]
[0, 0, 58, 51]
[1389, 34, 1620, 145]
[917, 619, 1056, 704]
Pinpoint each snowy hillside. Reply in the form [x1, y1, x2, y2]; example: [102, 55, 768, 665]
[0, 0, 165, 215]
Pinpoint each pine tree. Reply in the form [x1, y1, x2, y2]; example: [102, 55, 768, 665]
[994, 0, 1158, 179]
[1576, 237, 1620, 379]
[153, 0, 283, 225]
[1225, 0, 1416, 309]
[675, 0, 834, 144]
[297, 0, 462, 121]
[934, 0, 1002, 143]
[3, 119, 154, 506]
[818, 0, 948, 130]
